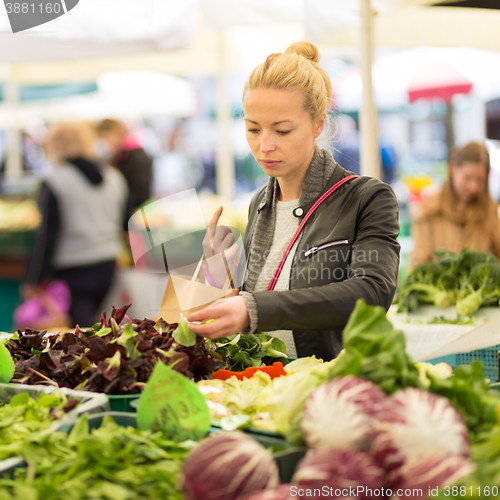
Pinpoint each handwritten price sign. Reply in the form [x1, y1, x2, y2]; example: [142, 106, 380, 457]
[3, 0, 79, 33]
[136, 362, 211, 442]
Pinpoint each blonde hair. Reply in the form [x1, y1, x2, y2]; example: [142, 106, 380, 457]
[243, 41, 332, 122]
[96, 118, 128, 138]
[44, 122, 97, 165]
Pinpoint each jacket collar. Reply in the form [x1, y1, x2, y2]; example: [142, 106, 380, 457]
[258, 146, 344, 217]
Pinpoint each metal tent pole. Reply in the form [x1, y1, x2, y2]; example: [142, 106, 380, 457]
[215, 30, 235, 201]
[359, 0, 380, 179]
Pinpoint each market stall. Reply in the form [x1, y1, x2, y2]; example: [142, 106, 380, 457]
[2, 1, 500, 497]
[2, 289, 500, 497]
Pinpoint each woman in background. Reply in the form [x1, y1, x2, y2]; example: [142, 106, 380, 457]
[23, 122, 129, 328]
[97, 119, 153, 212]
[410, 141, 500, 270]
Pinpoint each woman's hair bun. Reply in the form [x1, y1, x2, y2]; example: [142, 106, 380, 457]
[285, 41, 320, 63]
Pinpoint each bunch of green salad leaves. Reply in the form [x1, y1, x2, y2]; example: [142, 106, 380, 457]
[173, 315, 288, 371]
[0, 392, 78, 461]
[0, 414, 193, 500]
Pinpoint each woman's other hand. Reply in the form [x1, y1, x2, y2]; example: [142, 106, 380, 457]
[204, 206, 239, 287]
[186, 295, 250, 339]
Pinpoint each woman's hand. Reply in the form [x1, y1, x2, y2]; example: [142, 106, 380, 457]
[187, 295, 250, 339]
[204, 206, 239, 288]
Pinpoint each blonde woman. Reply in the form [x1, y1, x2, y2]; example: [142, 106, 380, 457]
[187, 42, 400, 360]
[23, 122, 129, 328]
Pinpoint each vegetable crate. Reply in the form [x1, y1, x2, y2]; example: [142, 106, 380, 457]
[427, 354, 458, 367]
[210, 422, 306, 483]
[58, 411, 136, 433]
[243, 429, 306, 483]
[108, 394, 140, 412]
[64, 413, 306, 483]
[456, 344, 500, 382]
[0, 384, 110, 478]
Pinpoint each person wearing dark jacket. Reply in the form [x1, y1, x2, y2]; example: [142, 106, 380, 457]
[186, 42, 400, 361]
[97, 119, 152, 212]
[23, 122, 130, 328]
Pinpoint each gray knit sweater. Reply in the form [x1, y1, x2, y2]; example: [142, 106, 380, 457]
[240, 146, 338, 335]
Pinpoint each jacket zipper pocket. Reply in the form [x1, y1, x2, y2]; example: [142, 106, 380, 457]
[304, 239, 349, 257]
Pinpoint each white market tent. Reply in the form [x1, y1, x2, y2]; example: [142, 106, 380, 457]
[0, 0, 196, 62]
[1, 0, 500, 196]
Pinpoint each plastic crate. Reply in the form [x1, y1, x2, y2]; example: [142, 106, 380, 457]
[244, 429, 306, 482]
[273, 447, 307, 483]
[210, 420, 306, 483]
[456, 344, 500, 382]
[57, 411, 137, 433]
[426, 354, 458, 367]
[108, 394, 140, 412]
[0, 384, 110, 478]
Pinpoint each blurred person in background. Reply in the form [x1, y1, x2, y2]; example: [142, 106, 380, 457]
[334, 115, 397, 184]
[152, 121, 205, 197]
[410, 141, 500, 269]
[334, 114, 360, 176]
[97, 119, 153, 212]
[22, 122, 130, 328]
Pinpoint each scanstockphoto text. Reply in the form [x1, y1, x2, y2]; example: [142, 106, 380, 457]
[289, 485, 500, 498]
[289, 486, 420, 498]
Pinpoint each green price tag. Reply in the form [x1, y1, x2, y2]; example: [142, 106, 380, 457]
[0, 342, 15, 383]
[136, 362, 210, 441]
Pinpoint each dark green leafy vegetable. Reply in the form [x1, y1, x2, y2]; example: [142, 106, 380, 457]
[456, 263, 500, 316]
[209, 333, 287, 371]
[398, 248, 500, 315]
[0, 414, 192, 500]
[6, 305, 223, 394]
[398, 261, 455, 312]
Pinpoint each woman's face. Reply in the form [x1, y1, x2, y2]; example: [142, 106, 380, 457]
[243, 87, 325, 183]
[450, 161, 488, 204]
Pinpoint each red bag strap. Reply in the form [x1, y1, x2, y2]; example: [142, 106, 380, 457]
[268, 174, 358, 291]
